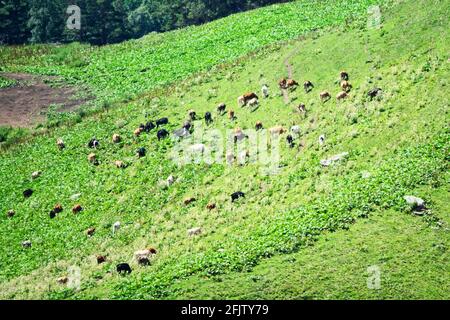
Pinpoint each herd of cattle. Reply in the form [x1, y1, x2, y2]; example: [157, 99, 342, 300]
[8, 70, 384, 277]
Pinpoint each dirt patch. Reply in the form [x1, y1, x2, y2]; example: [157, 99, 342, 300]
[0, 73, 92, 127]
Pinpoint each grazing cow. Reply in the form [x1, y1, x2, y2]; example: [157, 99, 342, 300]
[336, 91, 348, 100]
[234, 128, 247, 143]
[173, 127, 190, 139]
[134, 249, 155, 266]
[320, 91, 331, 102]
[134, 127, 143, 137]
[72, 204, 83, 214]
[255, 121, 263, 131]
[247, 98, 259, 109]
[115, 160, 126, 168]
[156, 117, 169, 126]
[53, 204, 63, 214]
[319, 134, 326, 146]
[304, 81, 314, 93]
[279, 78, 287, 89]
[112, 221, 121, 235]
[298, 103, 306, 113]
[144, 121, 156, 133]
[206, 203, 216, 210]
[167, 175, 175, 186]
[244, 92, 258, 101]
[237, 95, 246, 107]
[7, 210, 15, 218]
[231, 191, 245, 202]
[280, 78, 299, 90]
[183, 121, 192, 131]
[184, 197, 196, 206]
[23, 189, 33, 198]
[228, 110, 235, 120]
[287, 79, 299, 89]
[57, 277, 69, 285]
[136, 147, 146, 158]
[262, 84, 269, 98]
[22, 240, 32, 248]
[217, 103, 226, 114]
[287, 135, 294, 148]
[87, 228, 96, 237]
[112, 134, 121, 143]
[49, 210, 57, 219]
[32, 171, 41, 179]
[189, 144, 206, 154]
[56, 138, 65, 150]
[239, 92, 259, 107]
[157, 129, 169, 141]
[237, 150, 250, 165]
[226, 152, 235, 165]
[367, 88, 382, 100]
[340, 71, 349, 81]
[116, 263, 132, 275]
[188, 227, 202, 237]
[269, 126, 286, 135]
[88, 138, 99, 149]
[96, 255, 106, 264]
[205, 112, 213, 125]
[340, 80, 352, 92]
[188, 109, 197, 121]
[291, 125, 301, 136]
[88, 153, 97, 164]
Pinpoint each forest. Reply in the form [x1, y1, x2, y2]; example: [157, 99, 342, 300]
[0, 0, 288, 45]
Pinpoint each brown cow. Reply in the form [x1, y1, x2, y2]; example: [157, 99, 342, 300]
[336, 91, 348, 100]
[320, 91, 331, 102]
[228, 109, 235, 120]
[184, 197, 196, 206]
[340, 80, 352, 92]
[269, 126, 286, 135]
[72, 204, 83, 214]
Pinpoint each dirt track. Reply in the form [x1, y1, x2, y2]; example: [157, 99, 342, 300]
[0, 73, 90, 127]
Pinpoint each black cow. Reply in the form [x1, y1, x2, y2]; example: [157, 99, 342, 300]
[205, 112, 213, 125]
[340, 71, 349, 81]
[231, 191, 245, 203]
[156, 118, 169, 126]
[304, 81, 314, 93]
[136, 147, 146, 158]
[287, 135, 294, 148]
[367, 88, 382, 100]
[144, 121, 156, 133]
[23, 189, 33, 198]
[217, 103, 226, 114]
[116, 263, 132, 275]
[157, 129, 169, 141]
[49, 210, 56, 219]
[88, 138, 99, 149]
[183, 121, 192, 131]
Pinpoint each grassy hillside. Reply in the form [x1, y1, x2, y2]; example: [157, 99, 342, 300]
[0, 0, 449, 299]
[0, 0, 385, 103]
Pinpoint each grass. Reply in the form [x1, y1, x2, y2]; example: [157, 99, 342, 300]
[169, 186, 449, 300]
[0, 0, 387, 103]
[0, 0, 448, 299]
[0, 76, 16, 88]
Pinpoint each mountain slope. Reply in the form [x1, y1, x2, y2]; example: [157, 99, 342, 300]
[0, 0, 448, 299]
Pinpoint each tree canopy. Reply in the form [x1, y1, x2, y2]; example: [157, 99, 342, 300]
[0, 0, 288, 45]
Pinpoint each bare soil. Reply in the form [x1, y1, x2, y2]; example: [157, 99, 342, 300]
[0, 73, 91, 127]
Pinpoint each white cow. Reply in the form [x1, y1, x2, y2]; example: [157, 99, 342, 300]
[262, 84, 269, 98]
